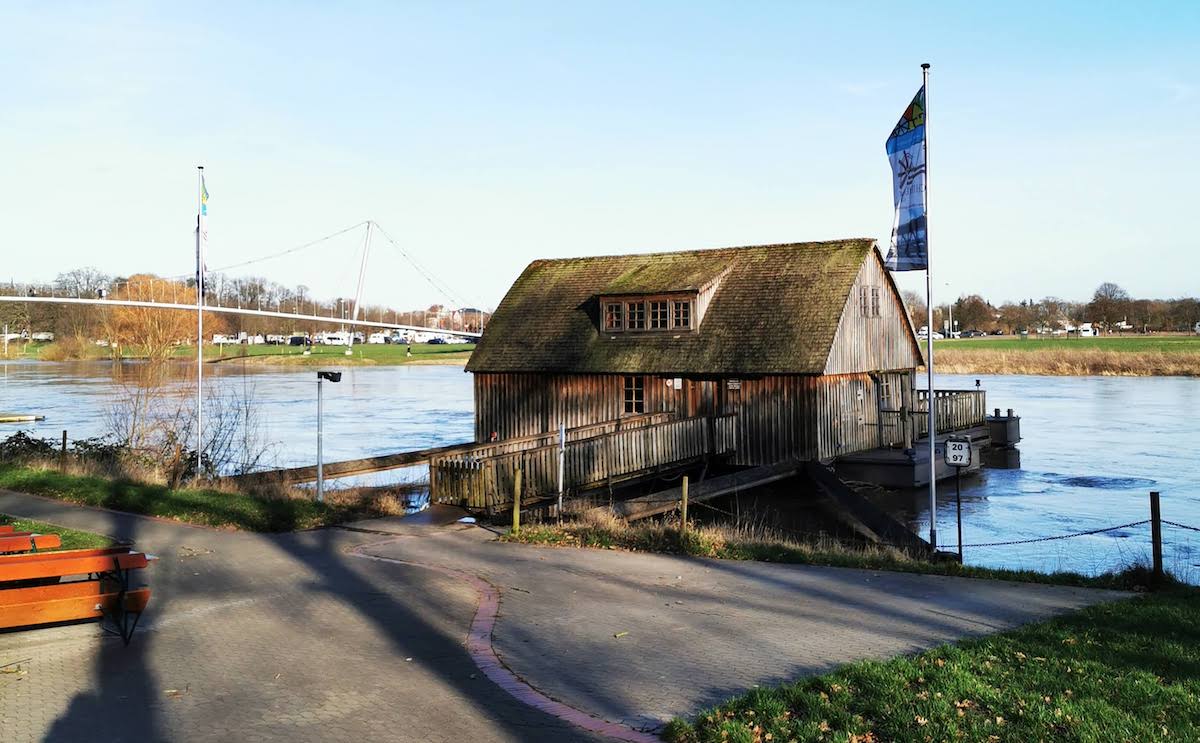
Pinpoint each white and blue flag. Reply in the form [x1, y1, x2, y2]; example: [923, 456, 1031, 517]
[884, 86, 927, 271]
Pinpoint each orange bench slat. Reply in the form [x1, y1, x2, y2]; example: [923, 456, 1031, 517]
[0, 534, 62, 554]
[0, 552, 148, 583]
[0, 546, 133, 566]
[0, 587, 151, 630]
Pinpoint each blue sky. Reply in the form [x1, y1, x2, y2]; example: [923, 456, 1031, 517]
[3, 1, 1197, 310]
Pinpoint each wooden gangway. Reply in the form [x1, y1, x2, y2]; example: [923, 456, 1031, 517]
[234, 412, 682, 486]
[432, 413, 738, 511]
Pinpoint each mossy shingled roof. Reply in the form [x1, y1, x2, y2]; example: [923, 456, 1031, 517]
[467, 239, 878, 375]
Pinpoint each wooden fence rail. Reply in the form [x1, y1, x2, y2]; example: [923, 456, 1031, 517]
[914, 389, 987, 438]
[432, 414, 737, 511]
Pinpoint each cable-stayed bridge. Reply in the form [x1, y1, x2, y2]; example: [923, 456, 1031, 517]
[0, 219, 485, 339]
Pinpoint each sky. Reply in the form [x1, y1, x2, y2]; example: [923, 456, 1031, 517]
[3, 1, 1198, 311]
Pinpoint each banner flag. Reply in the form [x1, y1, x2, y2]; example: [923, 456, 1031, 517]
[884, 86, 928, 271]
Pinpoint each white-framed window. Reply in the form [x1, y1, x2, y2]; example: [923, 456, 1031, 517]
[871, 287, 881, 317]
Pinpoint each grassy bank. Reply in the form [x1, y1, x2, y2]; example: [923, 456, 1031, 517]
[0, 463, 406, 532]
[0, 513, 115, 550]
[931, 335, 1200, 376]
[18, 340, 474, 365]
[502, 512, 1152, 590]
[198, 342, 473, 366]
[664, 588, 1200, 742]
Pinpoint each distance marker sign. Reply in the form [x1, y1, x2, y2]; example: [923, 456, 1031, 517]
[944, 437, 972, 468]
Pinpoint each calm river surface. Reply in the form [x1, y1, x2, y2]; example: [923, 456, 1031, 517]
[2, 361, 1198, 579]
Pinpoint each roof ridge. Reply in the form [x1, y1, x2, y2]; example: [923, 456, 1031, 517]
[529, 238, 877, 264]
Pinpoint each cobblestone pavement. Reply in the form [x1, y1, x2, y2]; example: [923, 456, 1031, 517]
[0, 491, 1125, 741]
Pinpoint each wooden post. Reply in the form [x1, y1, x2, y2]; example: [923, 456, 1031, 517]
[1150, 491, 1163, 583]
[60, 429, 68, 467]
[512, 466, 522, 535]
[680, 475, 689, 534]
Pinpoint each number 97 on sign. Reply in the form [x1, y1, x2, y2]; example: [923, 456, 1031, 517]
[944, 437, 972, 468]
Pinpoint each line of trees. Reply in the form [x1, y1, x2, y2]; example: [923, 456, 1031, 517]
[902, 282, 1199, 335]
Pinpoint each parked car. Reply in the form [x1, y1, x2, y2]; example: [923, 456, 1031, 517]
[427, 337, 447, 344]
[288, 336, 307, 347]
[961, 329, 984, 338]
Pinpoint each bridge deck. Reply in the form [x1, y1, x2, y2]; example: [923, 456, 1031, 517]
[607, 460, 803, 521]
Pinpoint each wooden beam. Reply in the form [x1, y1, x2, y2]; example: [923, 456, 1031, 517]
[608, 460, 802, 521]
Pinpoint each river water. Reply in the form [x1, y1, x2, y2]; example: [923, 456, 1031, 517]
[2, 361, 1198, 579]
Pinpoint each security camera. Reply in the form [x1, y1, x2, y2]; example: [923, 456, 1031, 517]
[317, 371, 342, 383]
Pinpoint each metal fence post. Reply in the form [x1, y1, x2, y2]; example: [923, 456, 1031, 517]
[680, 475, 689, 534]
[1150, 491, 1163, 583]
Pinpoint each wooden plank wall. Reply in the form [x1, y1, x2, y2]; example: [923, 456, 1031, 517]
[477, 371, 918, 469]
[823, 252, 922, 375]
[474, 373, 684, 442]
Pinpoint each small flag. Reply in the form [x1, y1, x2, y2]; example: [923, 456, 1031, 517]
[884, 86, 927, 271]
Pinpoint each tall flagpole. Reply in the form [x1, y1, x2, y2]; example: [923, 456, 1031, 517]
[196, 165, 205, 475]
[921, 62, 937, 550]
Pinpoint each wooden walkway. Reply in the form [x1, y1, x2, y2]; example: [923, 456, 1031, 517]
[234, 441, 476, 485]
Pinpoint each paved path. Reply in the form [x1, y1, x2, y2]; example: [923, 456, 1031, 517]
[0, 492, 1124, 742]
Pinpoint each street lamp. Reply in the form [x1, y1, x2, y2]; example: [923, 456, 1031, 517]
[316, 370, 342, 502]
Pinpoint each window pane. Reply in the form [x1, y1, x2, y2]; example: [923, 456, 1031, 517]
[673, 301, 691, 329]
[871, 287, 881, 317]
[627, 302, 646, 330]
[650, 301, 669, 329]
[623, 376, 645, 413]
[604, 302, 624, 330]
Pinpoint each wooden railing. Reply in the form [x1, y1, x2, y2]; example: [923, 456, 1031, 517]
[432, 414, 737, 511]
[913, 389, 987, 438]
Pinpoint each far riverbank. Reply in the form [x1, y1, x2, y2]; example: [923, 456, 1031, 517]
[930, 336, 1200, 376]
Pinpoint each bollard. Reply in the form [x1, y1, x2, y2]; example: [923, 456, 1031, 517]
[512, 467, 523, 535]
[61, 430, 68, 455]
[680, 476, 689, 534]
[1150, 491, 1163, 583]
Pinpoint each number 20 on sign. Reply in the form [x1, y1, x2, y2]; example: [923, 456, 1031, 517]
[944, 438, 971, 468]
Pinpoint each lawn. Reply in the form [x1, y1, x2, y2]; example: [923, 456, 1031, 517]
[0, 513, 115, 550]
[195, 341, 474, 365]
[664, 589, 1200, 742]
[933, 335, 1200, 354]
[0, 464, 383, 532]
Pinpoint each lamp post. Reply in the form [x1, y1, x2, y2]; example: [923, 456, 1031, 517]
[316, 370, 342, 502]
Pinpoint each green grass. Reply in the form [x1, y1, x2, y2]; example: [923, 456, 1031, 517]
[0, 513, 115, 550]
[502, 518, 1155, 591]
[194, 341, 474, 365]
[663, 589, 1200, 743]
[0, 464, 375, 532]
[934, 335, 1200, 354]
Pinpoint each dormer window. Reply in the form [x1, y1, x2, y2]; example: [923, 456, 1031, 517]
[601, 293, 698, 333]
[672, 300, 691, 329]
[604, 302, 624, 331]
[650, 301, 670, 329]
[627, 301, 646, 330]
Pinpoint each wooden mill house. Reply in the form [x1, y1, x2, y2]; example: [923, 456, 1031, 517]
[431, 238, 986, 510]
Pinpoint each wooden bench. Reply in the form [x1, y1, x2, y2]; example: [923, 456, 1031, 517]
[0, 541, 152, 644]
